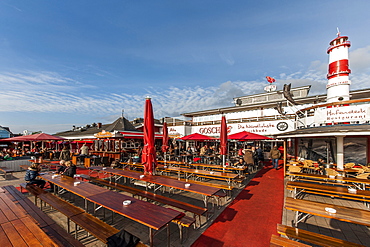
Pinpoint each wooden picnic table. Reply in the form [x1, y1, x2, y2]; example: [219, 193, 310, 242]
[288, 172, 370, 190]
[28, 160, 58, 171]
[188, 162, 247, 175]
[87, 190, 181, 246]
[88, 166, 222, 208]
[0, 167, 14, 180]
[158, 160, 188, 166]
[285, 197, 370, 227]
[0, 192, 58, 246]
[123, 161, 245, 175]
[158, 166, 239, 186]
[286, 181, 370, 204]
[40, 173, 182, 247]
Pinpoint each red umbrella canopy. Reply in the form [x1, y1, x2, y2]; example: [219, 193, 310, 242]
[161, 122, 169, 153]
[1, 133, 66, 142]
[227, 131, 273, 140]
[179, 133, 216, 141]
[220, 116, 228, 155]
[141, 97, 157, 175]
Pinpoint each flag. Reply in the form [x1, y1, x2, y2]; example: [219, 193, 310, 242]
[266, 76, 275, 83]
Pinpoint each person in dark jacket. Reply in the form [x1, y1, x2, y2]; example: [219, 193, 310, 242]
[243, 145, 254, 173]
[270, 146, 281, 170]
[59, 146, 71, 161]
[25, 163, 46, 188]
[61, 161, 76, 178]
[57, 160, 67, 173]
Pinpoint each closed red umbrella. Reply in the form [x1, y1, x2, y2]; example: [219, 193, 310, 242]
[162, 122, 169, 153]
[142, 97, 157, 175]
[220, 115, 228, 166]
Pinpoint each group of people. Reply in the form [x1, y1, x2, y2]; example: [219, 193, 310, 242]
[233, 145, 264, 172]
[24, 160, 77, 191]
[233, 145, 282, 171]
[23, 144, 91, 190]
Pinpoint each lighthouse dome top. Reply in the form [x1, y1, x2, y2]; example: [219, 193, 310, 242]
[329, 35, 348, 45]
[327, 35, 351, 54]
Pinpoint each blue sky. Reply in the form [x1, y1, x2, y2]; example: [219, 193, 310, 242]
[1, 1, 370, 134]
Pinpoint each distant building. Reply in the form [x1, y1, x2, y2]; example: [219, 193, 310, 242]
[56, 117, 138, 140]
[0, 126, 12, 139]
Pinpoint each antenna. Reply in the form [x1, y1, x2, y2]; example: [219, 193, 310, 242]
[336, 27, 340, 37]
[121, 109, 124, 118]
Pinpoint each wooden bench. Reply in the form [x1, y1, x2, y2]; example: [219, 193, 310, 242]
[3, 185, 84, 247]
[0, 166, 14, 180]
[172, 214, 196, 243]
[286, 181, 370, 203]
[22, 183, 144, 245]
[20, 164, 30, 171]
[137, 190, 206, 225]
[285, 197, 370, 227]
[277, 224, 365, 247]
[195, 174, 244, 188]
[270, 234, 311, 247]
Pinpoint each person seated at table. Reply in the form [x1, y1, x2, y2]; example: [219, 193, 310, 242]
[234, 158, 246, 167]
[111, 159, 122, 169]
[173, 145, 180, 156]
[132, 153, 141, 163]
[185, 147, 193, 163]
[25, 163, 46, 189]
[200, 145, 208, 162]
[3, 152, 13, 160]
[238, 146, 244, 157]
[156, 151, 164, 161]
[57, 160, 67, 174]
[317, 158, 326, 172]
[61, 161, 76, 178]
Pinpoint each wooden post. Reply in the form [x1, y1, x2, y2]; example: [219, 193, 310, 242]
[283, 139, 287, 177]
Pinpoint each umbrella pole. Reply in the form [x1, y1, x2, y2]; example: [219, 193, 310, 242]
[222, 155, 225, 171]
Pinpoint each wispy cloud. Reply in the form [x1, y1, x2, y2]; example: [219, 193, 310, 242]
[1, 44, 370, 134]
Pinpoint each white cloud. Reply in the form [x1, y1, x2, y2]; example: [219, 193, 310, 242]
[350, 45, 370, 74]
[1, 51, 370, 134]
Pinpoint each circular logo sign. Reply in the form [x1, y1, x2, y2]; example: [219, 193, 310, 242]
[277, 122, 288, 131]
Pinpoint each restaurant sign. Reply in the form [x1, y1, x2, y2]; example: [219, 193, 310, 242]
[314, 105, 370, 123]
[192, 120, 293, 136]
[94, 130, 113, 138]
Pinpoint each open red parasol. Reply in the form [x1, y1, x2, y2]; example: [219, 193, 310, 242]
[227, 131, 273, 140]
[0, 133, 66, 142]
[179, 133, 215, 141]
[141, 97, 157, 175]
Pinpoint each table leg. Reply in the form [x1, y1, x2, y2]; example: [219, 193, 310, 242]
[149, 228, 154, 247]
[167, 223, 170, 247]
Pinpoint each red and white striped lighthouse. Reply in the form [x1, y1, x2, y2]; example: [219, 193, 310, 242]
[326, 30, 351, 103]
